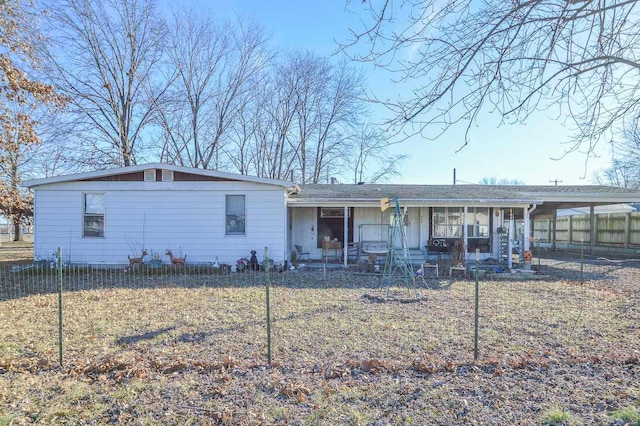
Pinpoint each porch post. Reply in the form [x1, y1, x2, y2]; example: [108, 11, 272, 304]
[523, 207, 530, 251]
[551, 209, 557, 250]
[508, 212, 515, 269]
[463, 206, 468, 261]
[589, 204, 596, 255]
[343, 206, 348, 267]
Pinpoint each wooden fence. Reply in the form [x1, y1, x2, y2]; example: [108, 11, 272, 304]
[533, 212, 640, 247]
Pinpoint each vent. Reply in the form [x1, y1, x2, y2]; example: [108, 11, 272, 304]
[162, 170, 174, 182]
[144, 169, 156, 182]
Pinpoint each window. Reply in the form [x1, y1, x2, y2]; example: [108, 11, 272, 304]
[83, 193, 105, 237]
[432, 207, 463, 238]
[226, 195, 245, 235]
[320, 208, 350, 218]
[162, 170, 174, 182]
[316, 207, 354, 248]
[466, 207, 490, 238]
[144, 169, 156, 181]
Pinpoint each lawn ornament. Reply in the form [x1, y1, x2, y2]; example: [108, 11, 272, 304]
[128, 249, 148, 267]
[165, 249, 186, 266]
[236, 257, 248, 271]
[381, 198, 416, 297]
[249, 250, 259, 271]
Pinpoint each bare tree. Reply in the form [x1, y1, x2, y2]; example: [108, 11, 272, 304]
[157, 11, 270, 170]
[345, 1, 640, 157]
[594, 124, 640, 189]
[594, 160, 640, 189]
[478, 177, 525, 185]
[241, 52, 362, 182]
[241, 51, 382, 184]
[256, 63, 299, 180]
[157, 8, 230, 168]
[43, 0, 167, 167]
[225, 79, 262, 176]
[308, 58, 364, 183]
[350, 124, 406, 184]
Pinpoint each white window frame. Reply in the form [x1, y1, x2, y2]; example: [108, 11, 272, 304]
[144, 169, 156, 182]
[466, 207, 490, 238]
[225, 194, 246, 236]
[83, 193, 105, 238]
[162, 170, 174, 182]
[432, 207, 463, 238]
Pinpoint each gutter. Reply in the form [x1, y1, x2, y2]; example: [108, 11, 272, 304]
[287, 197, 544, 206]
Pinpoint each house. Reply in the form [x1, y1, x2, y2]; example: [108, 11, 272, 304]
[24, 164, 640, 267]
[287, 184, 640, 266]
[23, 164, 297, 265]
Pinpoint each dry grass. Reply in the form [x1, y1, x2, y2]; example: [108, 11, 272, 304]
[0, 245, 639, 424]
[0, 241, 33, 266]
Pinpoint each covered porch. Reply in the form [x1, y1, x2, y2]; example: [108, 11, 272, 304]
[286, 183, 640, 270]
[287, 203, 536, 269]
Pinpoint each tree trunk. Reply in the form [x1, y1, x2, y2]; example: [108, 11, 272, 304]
[12, 217, 22, 242]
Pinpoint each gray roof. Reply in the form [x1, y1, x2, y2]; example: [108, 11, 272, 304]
[291, 183, 638, 200]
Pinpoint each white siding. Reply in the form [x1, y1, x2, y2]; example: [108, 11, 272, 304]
[290, 207, 316, 258]
[354, 207, 386, 242]
[33, 181, 287, 264]
[419, 207, 430, 248]
[405, 208, 420, 248]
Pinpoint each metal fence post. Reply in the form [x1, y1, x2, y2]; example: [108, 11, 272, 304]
[263, 247, 272, 366]
[57, 247, 63, 367]
[580, 238, 584, 284]
[474, 248, 480, 361]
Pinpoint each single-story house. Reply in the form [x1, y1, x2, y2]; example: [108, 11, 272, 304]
[24, 164, 640, 267]
[24, 163, 297, 264]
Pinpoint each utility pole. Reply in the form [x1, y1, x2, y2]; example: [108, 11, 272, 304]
[453, 168, 456, 185]
[549, 179, 563, 186]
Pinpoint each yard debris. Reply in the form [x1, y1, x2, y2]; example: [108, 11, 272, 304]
[360, 293, 426, 303]
[278, 380, 311, 401]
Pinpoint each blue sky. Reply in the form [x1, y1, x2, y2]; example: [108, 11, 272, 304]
[171, 0, 613, 186]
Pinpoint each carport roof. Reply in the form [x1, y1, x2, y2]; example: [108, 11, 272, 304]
[288, 184, 640, 216]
